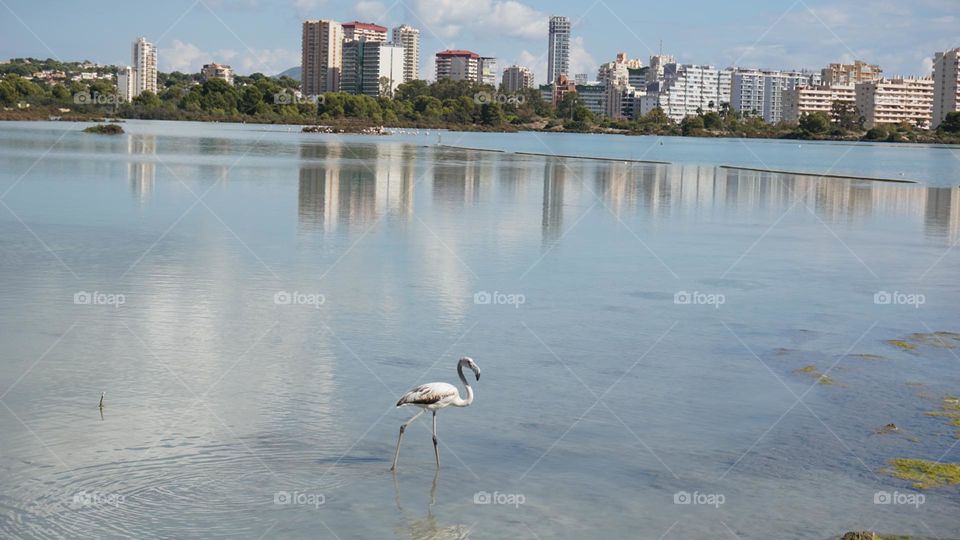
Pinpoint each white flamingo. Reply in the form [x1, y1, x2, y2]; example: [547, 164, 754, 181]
[391, 357, 480, 471]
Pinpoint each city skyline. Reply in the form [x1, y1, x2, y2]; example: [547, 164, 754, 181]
[1, 0, 957, 85]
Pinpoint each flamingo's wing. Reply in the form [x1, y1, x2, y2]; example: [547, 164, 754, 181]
[396, 382, 457, 407]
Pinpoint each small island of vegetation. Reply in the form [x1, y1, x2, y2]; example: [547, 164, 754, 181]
[82, 123, 124, 135]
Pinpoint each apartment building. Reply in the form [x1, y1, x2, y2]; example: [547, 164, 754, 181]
[651, 64, 733, 122]
[855, 77, 934, 129]
[502, 65, 534, 92]
[479, 57, 498, 86]
[342, 21, 387, 42]
[201, 63, 234, 85]
[932, 48, 960, 129]
[117, 66, 135, 102]
[731, 69, 821, 123]
[547, 16, 570, 84]
[302, 19, 343, 94]
[131, 37, 157, 96]
[821, 60, 881, 86]
[435, 50, 480, 82]
[391, 25, 420, 82]
[341, 41, 405, 97]
[782, 85, 856, 123]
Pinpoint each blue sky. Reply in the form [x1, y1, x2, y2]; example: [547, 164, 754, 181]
[1, 0, 957, 84]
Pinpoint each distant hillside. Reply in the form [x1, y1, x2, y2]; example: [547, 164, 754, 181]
[275, 66, 300, 80]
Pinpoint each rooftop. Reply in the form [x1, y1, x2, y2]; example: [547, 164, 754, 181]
[342, 21, 388, 32]
[436, 50, 480, 59]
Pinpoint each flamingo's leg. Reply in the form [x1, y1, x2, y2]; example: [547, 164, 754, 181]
[391, 409, 425, 472]
[432, 411, 440, 468]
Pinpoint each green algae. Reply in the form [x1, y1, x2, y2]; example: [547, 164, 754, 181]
[884, 458, 960, 489]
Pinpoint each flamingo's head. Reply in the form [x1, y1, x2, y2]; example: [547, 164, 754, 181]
[459, 357, 480, 381]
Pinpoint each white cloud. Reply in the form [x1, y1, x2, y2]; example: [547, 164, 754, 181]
[160, 40, 208, 73]
[294, 0, 325, 15]
[414, 0, 545, 41]
[355, 1, 388, 21]
[569, 36, 596, 79]
[516, 49, 547, 85]
[159, 40, 297, 76]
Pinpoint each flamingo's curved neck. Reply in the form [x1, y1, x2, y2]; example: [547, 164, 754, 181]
[455, 363, 474, 407]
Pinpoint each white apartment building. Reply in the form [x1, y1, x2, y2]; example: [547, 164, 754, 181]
[763, 71, 820, 123]
[342, 21, 387, 42]
[731, 69, 821, 123]
[131, 37, 157, 97]
[435, 50, 480, 82]
[302, 19, 343, 94]
[650, 64, 733, 122]
[391, 25, 420, 82]
[547, 16, 570, 84]
[341, 41, 405, 97]
[575, 83, 607, 118]
[855, 77, 934, 129]
[502, 65, 534, 92]
[201, 63, 234, 85]
[479, 57, 497, 86]
[932, 48, 960, 129]
[822, 60, 881, 86]
[597, 53, 631, 87]
[647, 54, 676, 84]
[782, 85, 856, 124]
[117, 66, 135, 102]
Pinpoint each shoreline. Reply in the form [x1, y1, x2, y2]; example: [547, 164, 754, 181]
[3, 111, 960, 148]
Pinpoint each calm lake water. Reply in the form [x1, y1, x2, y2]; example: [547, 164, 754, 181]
[0, 120, 959, 539]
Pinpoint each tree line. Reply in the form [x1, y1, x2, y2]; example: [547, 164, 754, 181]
[2, 58, 959, 142]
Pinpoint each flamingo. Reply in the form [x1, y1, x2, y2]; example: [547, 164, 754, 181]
[391, 357, 480, 471]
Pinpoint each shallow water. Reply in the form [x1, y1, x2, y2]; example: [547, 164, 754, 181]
[0, 120, 959, 539]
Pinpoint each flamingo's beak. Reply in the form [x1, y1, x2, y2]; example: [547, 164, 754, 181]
[475, 372, 481, 381]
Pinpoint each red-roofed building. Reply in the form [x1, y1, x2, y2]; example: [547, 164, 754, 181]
[342, 21, 387, 42]
[435, 50, 481, 82]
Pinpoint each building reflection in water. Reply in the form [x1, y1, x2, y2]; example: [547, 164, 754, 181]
[925, 187, 960, 244]
[298, 141, 416, 232]
[297, 141, 959, 247]
[541, 160, 565, 247]
[432, 149, 492, 207]
[128, 134, 156, 204]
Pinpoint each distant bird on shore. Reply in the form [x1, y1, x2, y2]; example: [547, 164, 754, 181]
[391, 357, 481, 471]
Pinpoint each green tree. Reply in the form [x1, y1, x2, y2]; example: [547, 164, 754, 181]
[680, 114, 705, 135]
[556, 92, 591, 123]
[798, 111, 830, 134]
[395, 80, 429, 102]
[702, 111, 723, 130]
[830, 101, 862, 131]
[132, 90, 162, 108]
[238, 85, 263, 115]
[938, 111, 960, 133]
[479, 102, 504, 126]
